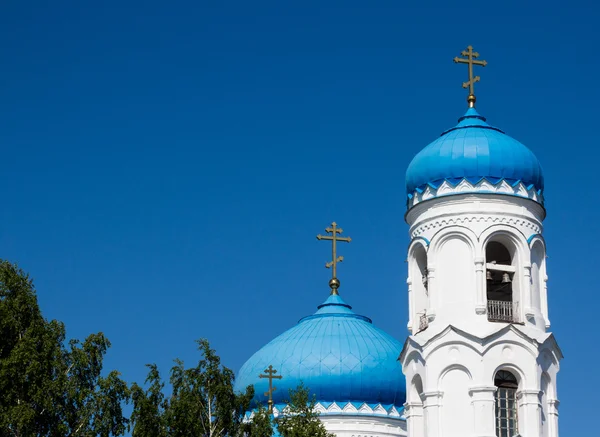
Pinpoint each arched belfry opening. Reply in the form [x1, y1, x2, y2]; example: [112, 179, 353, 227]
[486, 241, 517, 323]
[494, 370, 519, 437]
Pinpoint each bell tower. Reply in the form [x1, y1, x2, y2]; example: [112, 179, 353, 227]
[400, 47, 562, 437]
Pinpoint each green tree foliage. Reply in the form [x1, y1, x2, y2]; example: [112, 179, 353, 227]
[247, 404, 273, 437]
[130, 364, 167, 437]
[276, 383, 335, 437]
[130, 338, 255, 437]
[0, 260, 129, 437]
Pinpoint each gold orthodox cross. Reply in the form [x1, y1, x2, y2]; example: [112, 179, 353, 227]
[258, 365, 282, 414]
[316, 222, 351, 295]
[454, 45, 487, 107]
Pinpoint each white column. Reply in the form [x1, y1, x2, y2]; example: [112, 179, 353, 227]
[518, 389, 542, 437]
[523, 263, 534, 321]
[547, 399, 559, 437]
[426, 265, 436, 322]
[469, 386, 496, 437]
[474, 257, 486, 314]
[404, 401, 425, 437]
[422, 391, 443, 437]
[407, 278, 414, 333]
[542, 273, 550, 328]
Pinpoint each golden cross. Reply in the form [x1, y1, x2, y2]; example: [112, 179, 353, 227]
[316, 222, 351, 295]
[258, 365, 282, 414]
[453, 45, 487, 108]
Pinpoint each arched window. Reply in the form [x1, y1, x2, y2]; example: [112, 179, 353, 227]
[494, 370, 518, 437]
[486, 242, 517, 323]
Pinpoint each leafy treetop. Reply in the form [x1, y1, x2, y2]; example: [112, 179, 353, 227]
[0, 260, 130, 437]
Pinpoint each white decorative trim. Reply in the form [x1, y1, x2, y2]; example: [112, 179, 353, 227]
[389, 405, 401, 418]
[317, 401, 404, 418]
[408, 179, 543, 210]
[358, 403, 371, 413]
[373, 404, 388, 415]
[343, 403, 359, 413]
[411, 215, 541, 239]
[314, 403, 328, 414]
[250, 411, 409, 436]
[328, 402, 342, 413]
[246, 401, 406, 420]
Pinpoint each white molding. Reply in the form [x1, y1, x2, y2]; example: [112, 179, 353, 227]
[248, 401, 406, 420]
[244, 402, 408, 436]
[407, 178, 543, 210]
[411, 214, 541, 239]
[329, 402, 343, 413]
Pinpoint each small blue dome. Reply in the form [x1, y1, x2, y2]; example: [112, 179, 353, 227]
[405, 108, 544, 203]
[234, 294, 406, 409]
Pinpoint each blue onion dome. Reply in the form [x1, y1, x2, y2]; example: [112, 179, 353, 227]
[405, 108, 544, 209]
[234, 293, 406, 417]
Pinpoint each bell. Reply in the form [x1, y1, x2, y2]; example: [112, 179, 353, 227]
[502, 272, 511, 283]
[486, 270, 493, 280]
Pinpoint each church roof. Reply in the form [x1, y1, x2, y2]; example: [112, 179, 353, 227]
[234, 293, 406, 411]
[405, 108, 544, 208]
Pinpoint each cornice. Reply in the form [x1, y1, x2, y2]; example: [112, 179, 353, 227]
[406, 178, 544, 212]
[410, 214, 542, 239]
[244, 401, 405, 421]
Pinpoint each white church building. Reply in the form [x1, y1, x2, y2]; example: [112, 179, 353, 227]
[234, 47, 561, 437]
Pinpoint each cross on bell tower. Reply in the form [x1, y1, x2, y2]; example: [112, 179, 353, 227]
[316, 222, 351, 295]
[453, 45, 487, 108]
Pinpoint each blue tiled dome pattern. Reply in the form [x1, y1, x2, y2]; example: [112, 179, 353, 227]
[234, 294, 406, 408]
[405, 108, 544, 201]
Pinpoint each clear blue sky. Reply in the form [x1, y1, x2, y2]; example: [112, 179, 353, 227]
[1, 0, 596, 434]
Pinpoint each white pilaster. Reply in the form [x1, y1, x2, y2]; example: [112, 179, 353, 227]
[426, 265, 437, 322]
[422, 391, 442, 437]
[407, 278, 414, 333]
[518, 389, 542, 437]
[524, 263, 534, 320]
[542, 273, 550, 328]
[547, 399, 559, 437]
[404, 402, 425, 437]
[469, 386, 496, 437]
[474, 256, 486, 314]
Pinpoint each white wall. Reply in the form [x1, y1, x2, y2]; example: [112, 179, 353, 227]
[440, 368, 473, 437]
[436, 235, 476, 322]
